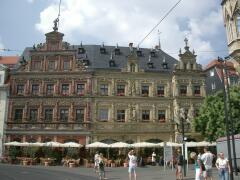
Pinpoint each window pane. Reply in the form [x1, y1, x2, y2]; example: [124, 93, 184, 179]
[117, 85, 125, 96]
[117, 110, 125, 122]
[31, 61, 41, 70]
[47, 84, 54, 95]
[48, 61, 55, 70]
[158, 110, 166, 122]
[194, 86, 201, 96]
[62, 84, 69, 94]
[14, 109, 23, 122]
[17, 85, 24, 94]
[63, 60, 70, 70]
[44, 109, 53, 122]
[77, 84, 85, 95]
[100, 84, 108, 95]
[142, 110, 150, 121]
[99, 109, 108, 121]
[29, 109, 38, 122]
[180, 85, 187, 96]
[60, 109, 69, 122]
[142, 85, 149, 96]
[76, 109, 84, 122]
[157, 86, 164, 96]
[32, 84, 39, 95]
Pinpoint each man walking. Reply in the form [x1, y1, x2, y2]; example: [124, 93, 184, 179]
[128, 149, 137, 180]
[201, 147, 214, 180]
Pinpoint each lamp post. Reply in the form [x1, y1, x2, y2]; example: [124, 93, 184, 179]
[217, 57, 234, 180]
[177, 108, 190, 177]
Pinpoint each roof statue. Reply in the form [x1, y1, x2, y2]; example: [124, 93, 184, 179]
[53, 18, 59, 31]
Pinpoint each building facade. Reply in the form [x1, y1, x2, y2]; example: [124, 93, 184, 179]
[0, 64, 9, 156]
[205, 59, 239, 95]
[5, 28, 206, 146]
[221, 0, 240, 71]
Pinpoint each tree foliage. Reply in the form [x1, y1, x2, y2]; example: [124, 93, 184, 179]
[193, 85, 240, 142]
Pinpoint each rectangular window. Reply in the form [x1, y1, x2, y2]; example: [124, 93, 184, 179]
[194, 86, 201, 96]
[44, 109, 53, 122]
[99, 109, 108, 121]
[29, 109, 38, 122]
[32, 84, 39, 95]
[142, 85, 149, 96]
[157, 86, 164, 97]
[17, 85, 24, 94]
[142, 110, 150, 121]
[117, 110, 125, 122]
[76, 109, 84, 122]
[180, 85, 187, 96]
[48, 61, 55, 71]
[59, 109, 69, 122]
[14, 109, 23, 122]
[158, 110, 166, 122]
[62, 84, 69, 95]
[31, 61, 41, 70]
[77, 84, 85, 95]
[117, 85, 125, 96]
[46, 84, 54, 95]
[100, 84, 108, 96]
[63, 60, 70, 70]
[211, 82, 216, 90]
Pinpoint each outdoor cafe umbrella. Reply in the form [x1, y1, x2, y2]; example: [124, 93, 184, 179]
[42, 141, 62, 147]
[85, 142, 110, 148]
[61, 142, 83, 148]
[30, 142, 44, 147]
[4, 141, 22, 146]
[109, 142, 131, 148]
[132, 142, 159, 148]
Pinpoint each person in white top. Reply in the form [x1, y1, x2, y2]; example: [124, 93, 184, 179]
[152, 152, 156, 166]
[215, 152, 230, 180]
[201, 147, 214, 180]
[128, 150, 137, 180]
[94, 151, 100, 173]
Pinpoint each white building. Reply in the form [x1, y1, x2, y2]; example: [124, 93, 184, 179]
[0, 64, 9, 157]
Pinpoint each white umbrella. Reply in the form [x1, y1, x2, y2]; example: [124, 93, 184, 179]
[132, 142, 158, 148]
[42, 141, 62, 147]
[165, 142, 181, 147]
[110, 142, 131, 148]
[18, 142, 31, 147]
[61, 142, 83, 148]
[86, 142, 110, 148]
[186, 141, 216, 147]
[4, 141, 22, 146]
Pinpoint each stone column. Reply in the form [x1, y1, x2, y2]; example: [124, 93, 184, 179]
[71, 79, 75, 95]
[53, 101, 59, 122]
[187, 81, 193, 96]
[25, 80, 30, 95]
[23, 103, 28, 122]
[40, 80, 44, 95]
[152, 104, 156, 122]
[39, 102, 43, 122]
[201, 81, 206, 97]
[69, 102, 74, 122]
[8, 101, 13, 122]
[86, 102, 91, 122]
[110, 103, 114, 122]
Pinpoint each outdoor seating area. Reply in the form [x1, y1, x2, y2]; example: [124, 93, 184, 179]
[1, 141, 216, 168]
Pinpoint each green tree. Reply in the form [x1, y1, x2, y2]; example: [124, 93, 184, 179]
[193, 85, 240, 141]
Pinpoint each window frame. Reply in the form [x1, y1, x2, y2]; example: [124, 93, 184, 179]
[76, 108, 85, 122]
[59, 108, 69, 122]
[99, 109, 108, 122]
[44, 108, 53, 122]
[180, 85, 187, 96]
[116, 110, 125, 122]
[141, 85, 149, 96]
[100, 84, 108, 96]
[142, 110, 150, 121]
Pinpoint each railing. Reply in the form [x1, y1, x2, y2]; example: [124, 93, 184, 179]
[7, 122, 92, 131]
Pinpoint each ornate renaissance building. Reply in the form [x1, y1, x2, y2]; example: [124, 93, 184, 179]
[221, 0, 240, 72]
[5, 26, 206, 145]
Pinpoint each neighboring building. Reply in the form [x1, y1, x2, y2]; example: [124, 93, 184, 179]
[205, 60, 239, 95]
[0, 56, 19, 69]
[0, 64, 9, 156]
[221, 0, 240, 69]
[5, 26, 206, 145]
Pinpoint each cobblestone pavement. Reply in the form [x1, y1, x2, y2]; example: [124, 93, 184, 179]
[0, 164, 240, 180]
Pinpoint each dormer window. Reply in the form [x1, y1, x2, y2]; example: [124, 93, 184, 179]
[78, 47, 85, 54]
[162, 62, 168, 69]
[100, 47, 106, 54]
[114, 48, 120, 55]
[150, 50, 156, 57]
[147, 62, 154, 68]
[137, 50, 142, 57]
[109, 60, 115, 67]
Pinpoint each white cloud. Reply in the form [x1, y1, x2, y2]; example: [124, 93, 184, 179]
[35, 0, 224, 65]
[0, 37, 4, 52]
[26, 0, 35, 3]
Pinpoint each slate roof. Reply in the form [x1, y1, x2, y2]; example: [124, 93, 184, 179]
[72, 44, 178, 72]
[21, 44, 178, 72]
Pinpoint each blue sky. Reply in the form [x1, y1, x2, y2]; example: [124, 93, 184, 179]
[0, 0, 228, 66]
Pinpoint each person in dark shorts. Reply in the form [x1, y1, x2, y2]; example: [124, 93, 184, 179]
[176, 149, 183, 180]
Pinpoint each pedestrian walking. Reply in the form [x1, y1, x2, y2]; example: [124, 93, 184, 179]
[201, 147, 214, 180]
[190, 152, 203, 180]
[128, 149, 137, 180]
[176, 149, 183, 180]
[98, 153, 107, 180]
[215, 152, 230, 180]
[152, 152, 156, 166]
[94, 151, 100, 173]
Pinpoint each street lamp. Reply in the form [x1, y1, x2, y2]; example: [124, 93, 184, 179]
[217, 56, 235, 179]
[176, 108, 190, 177]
